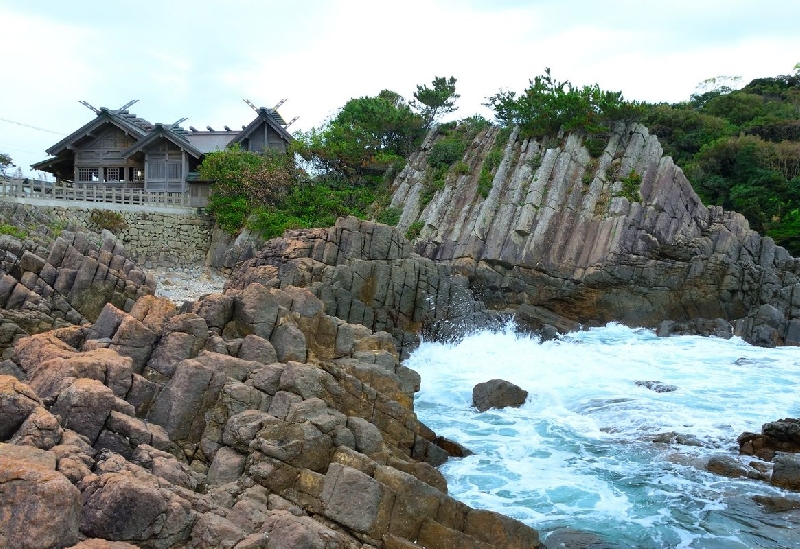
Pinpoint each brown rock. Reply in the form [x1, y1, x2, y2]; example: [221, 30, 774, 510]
[80, 472, 168, 541]
[128, 294, 176, 333]
[271, 322, 308, 363]
[320, 463, 392, 537]
[463, 508, 541, 549]
[706, 454, 767, 480]
[148, 331, 204, 378]
[147, 358, 226, 445]
[10, 406, 63, 449]
[109, 313, 159, 374]
[193, 292, 235, 330]
[251, 419, 333, 472]
[27, 347, 134, 400]
[13, 331, 76, 377]
[0, 453, 81, 549]
[374, 464, 444, 540]
[347, 416, 384, 455]
[230, 283, 279, 339]
[207, 446, 246, 486]
[190, 513, 246, 549]
[0, 374, 41, 440]
[238, 333, 278, 364]
[51, 378, 129, 443]
[195, 350, 263, 382]
[66, 540, 140, 549]
[771, 453, 800, 491]
[260, 509, 358, 549]
[418, 519, 494, 549]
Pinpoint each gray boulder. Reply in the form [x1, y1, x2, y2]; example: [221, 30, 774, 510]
[635, 380, 677, 393]
[472, 379, 528, 412]
[771, 452, 800, 491]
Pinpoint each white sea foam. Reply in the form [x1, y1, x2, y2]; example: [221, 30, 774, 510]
[409, 323, 800, 548]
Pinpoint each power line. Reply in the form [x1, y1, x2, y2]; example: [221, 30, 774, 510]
[0, 116, 66, 136]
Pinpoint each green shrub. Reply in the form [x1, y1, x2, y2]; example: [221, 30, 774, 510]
[584, 135, 607, 157]
[477, 170, 493, 198]
[405, 221, 424, 240]
[484, 147, 504, 173]
[618, 169, 642, 202]
[453, 161, 470, 175]
[485, 68, 643, 139]
[376, 206, 402, 226]
[208, 195, 249, 235]
[437, 121, 458, 134]
[88, 209, 127, 233]
[527, 153, 542, 172]
[583, 159, 598, 187]
[244, 181, 379, 240]
[429, 134, 466, 169]
[247, 208, 304, 240]
[0, 224, 26, 239]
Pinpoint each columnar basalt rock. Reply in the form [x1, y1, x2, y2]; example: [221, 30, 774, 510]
[226, 217, 494, 356]
[389, 122, 800, 347]
[0, 226, 156, 358]
[0, 282, 542, 548]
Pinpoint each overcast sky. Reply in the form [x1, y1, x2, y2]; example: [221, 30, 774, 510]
[1, 0, 798, 177]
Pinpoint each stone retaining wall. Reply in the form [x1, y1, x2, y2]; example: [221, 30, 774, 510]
[0, 203, 213, 268]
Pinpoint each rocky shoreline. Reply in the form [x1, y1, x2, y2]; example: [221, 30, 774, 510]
[0, 220, 543, 549]
[4, 114, 800, 546]
[147, 266, 226, 308]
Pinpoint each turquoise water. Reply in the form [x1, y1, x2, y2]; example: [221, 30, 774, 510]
[409, 323, 800, 548]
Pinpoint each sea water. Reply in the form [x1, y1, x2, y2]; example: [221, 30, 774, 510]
[408, 323, 800, 548]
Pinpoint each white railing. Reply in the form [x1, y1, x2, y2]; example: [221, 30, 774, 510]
[0, 179, 191, 208]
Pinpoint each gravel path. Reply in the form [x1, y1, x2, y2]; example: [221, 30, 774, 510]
[146, 266, 227, 306]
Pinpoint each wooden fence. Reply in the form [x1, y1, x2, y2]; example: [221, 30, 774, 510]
[0, 179, 195, 208]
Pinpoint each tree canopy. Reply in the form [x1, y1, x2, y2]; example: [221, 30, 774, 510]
[485, 68, 642, 138]
[0, 153, 13, 176]
[414, 76, 460, 129]
[293, 89, 426, 179]
[642, 65, 800, 254]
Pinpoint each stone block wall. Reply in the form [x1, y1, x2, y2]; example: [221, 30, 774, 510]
[0, 203, 213, 268]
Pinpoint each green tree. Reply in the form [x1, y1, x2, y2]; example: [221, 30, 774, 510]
[0, 153, 13, 176]
[485, 68, 641, 139]
[642, 104, 732, 166]
[689, 75, 742, 108]
[294, 90, 425, 179]
[198, 145, 298, 233]
[413, 76, 460, 129]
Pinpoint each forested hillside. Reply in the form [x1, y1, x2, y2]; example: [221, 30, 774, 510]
[196, 67, 800, 256]
[643, 68, 800, 253]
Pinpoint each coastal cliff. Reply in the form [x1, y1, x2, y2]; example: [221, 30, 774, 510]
[389, 122, 800, 346]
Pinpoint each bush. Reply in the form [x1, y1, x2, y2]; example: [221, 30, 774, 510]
[453, 161, 470, 175]
[526, 153, 543, 174]
[376, 206, 402, 226]
[584, 135, 608, 158]
[247, 208, 304, 240]
[88, 209, 127, 233]
[428, 138, 466, 169]
[245, 181, 378, 240]
[405, 221, 424, 240]
[618, 170, 642, 202]
[0, 223, 26, 239]
[207, 195, 249, 235]
[477, 170, 493, 198]
[485, 68, 642, 139]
